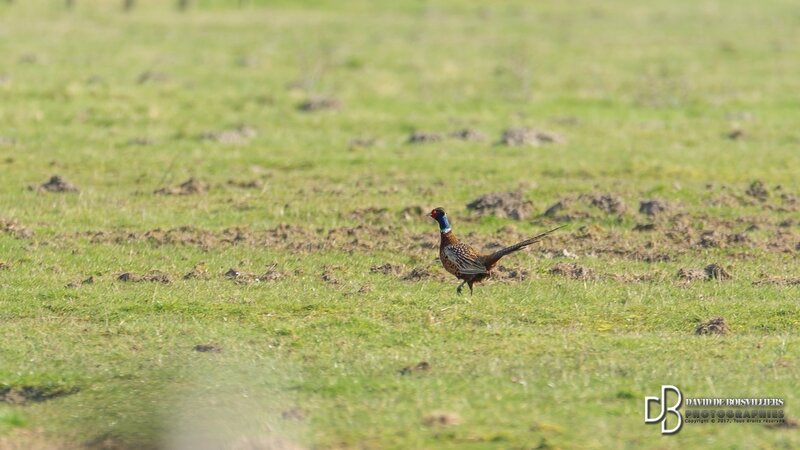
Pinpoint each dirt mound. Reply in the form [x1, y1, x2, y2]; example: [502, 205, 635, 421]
[449, 128, 487, 142]
[543, 200, 567, 217]
[423, 411, 461, 427]
[704, 263, 732, 280]
[1, 386, 79, 405]
[401, 268, 434, 281]
[676, 264, 731, 281]
[549, 263, 594, 280]
[590, 194, 626, 214]
[753, 277, 800, 286]
[227, 179, 264, 189]
[399, 361, 431, 375]
[370, 263, 404, 275]
[0, 218, 32, 239]
[407, 131, 444, 144]
[321, 268, 339, 285]
[698, 230, 723, 248]
[66, 276, 94, 288]
[298, 97, 341, 112]
[224, 265, 284, 284]
[193, 344, 221, 353]
[639, 199, 669, 216]
[38, 175, 78, 193]
[117, 271, 171, 284]
[676, 268, 707, 281]
[727, 129, 746, 140]
[745, 180, 769, 201]
[466, 191, 533, 220]
[500, 127, 563, 146]
[183, 264, 209, 280]
[200, 126, 256, 145]
[154, 178, 208, 195]
[494, 265, 529, 281]
[695, 317, 729, 335]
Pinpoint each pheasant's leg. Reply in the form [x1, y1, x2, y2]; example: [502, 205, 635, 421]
[468, 281, 474, 295]
[456, 280, 467, 295]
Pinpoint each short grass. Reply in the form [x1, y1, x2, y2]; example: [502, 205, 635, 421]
[1, 0, 799, 448]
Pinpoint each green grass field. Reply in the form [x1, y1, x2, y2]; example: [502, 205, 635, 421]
[1, 1, 799, 448]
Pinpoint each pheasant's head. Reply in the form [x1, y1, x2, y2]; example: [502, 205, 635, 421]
[429, 207, 451, 233]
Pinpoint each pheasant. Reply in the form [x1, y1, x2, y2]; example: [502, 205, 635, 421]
[429, 207, 564, 295]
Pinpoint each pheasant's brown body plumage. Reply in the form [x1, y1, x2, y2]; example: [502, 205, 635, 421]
[430, 207, 563, 294]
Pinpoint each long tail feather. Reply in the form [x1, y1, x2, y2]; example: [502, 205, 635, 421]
[481, 225, 566, 267]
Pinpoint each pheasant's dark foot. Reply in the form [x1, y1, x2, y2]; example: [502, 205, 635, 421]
[456, 285, 463, 295]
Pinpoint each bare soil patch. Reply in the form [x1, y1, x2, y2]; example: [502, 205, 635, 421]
[117, 271, 171, 284]
[193, 343, 222, 353]
[676, 264, 731, 282]
[0, 217, 32, 239]
[1, 386, 79, 405]
[321, 267, 340, 285]
[466, 191, 533, 220]
[745, 180, 769, 201]
[399, 361, 431, 375]
[493, 265, 529, 282]
[407, 131, 444, 144]
[401, 268, 437, 281]
[224, 265, 284, 284]
[370, 263, 404, 276]
[500, 127, 563, 146]
[423, 411, 461, 427]
[227, 179, 264, 189]
[183, 264, 209, 280]
[549, 263, 595, 280]
[695, 317, 729, 335]
[66, 276, 94, 288]
[590, 194, 626, 214]
[154, 178, 208, 195]
[639, 199, 669, 216]
[753, 277, 800, 286]
[704, 263, 732, 280]
[38, 175, 78, 193]
[449, 128, 487, 142]
[676, 268, 707, 281]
